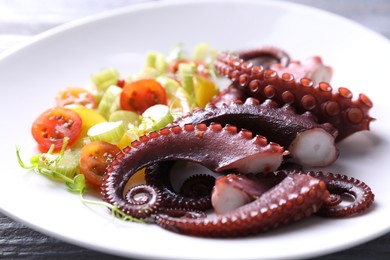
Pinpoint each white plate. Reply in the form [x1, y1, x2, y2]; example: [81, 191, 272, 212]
[1, 0, 390, 259]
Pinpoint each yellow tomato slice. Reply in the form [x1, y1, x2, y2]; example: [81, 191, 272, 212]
[66, 105, 107, 137]
[194, 75, 219, 108]
[117, 132, 133, 150]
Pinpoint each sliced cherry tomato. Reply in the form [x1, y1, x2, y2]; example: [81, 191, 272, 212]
[117, 78, 126, 88]
[167, 59, 188, 74]
[79, 141, 121, 189]
[31, 107, 82, 152]
[67, 105, 106, 137]
[120, 79, 167, 114]
[55, 87, 96, 109]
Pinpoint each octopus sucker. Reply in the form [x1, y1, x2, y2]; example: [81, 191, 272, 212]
[173, 97, 338, 167]
[101, 124, 284, 218]
[305, 171, 375, 218]
[145, 162, 215, 211]
[271, 56, 333, 85]
[214, 52, 374, 142]
[155, 174, 329, 238]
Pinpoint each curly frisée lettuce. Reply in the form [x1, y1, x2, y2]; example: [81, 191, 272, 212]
[17, 43, 221, 221]
[16, 138, 82, 191]
[16, 141, 144, 223]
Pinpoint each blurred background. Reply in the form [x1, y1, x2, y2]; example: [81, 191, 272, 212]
[1, 0, 389, 53]
[0, 0, 389, 259]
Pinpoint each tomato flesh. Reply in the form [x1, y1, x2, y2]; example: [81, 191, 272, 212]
[55, 87, 96, 109]
[31, 107, 82, 152]
[79, 141, 121, 189]
[120, 79, 167, 114]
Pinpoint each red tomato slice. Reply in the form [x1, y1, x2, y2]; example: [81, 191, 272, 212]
[120, 79, 167, 114]
[79, 141, 121, 189]
[31, 107, 82, 152]
[55, 87, 96, 109]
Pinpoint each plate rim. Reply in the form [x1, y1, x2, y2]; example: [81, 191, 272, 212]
[2, 0, 390, 62]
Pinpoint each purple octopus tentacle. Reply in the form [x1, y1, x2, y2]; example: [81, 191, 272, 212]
[236, 46, 291, 69]
[173, 97, 338, 167]
[155, 174, 329, 237]
[101, 123, 284, 219]
[306, 171, 375, 217]
[145, 163, 213, 211]
[214, 52, 374, 142]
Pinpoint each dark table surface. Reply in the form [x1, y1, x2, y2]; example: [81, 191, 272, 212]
[1, 0, 389, 259]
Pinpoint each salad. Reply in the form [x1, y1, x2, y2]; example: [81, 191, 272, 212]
[18, 43, 220, 203]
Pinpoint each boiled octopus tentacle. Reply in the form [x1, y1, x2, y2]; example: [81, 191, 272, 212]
[214, 52, 374, 142]
[236, 46, 291, 69]
[210, 56, 331, 107]
[211, 174, 264, 215]
[211, 170, 375, 219]
[174, 97, 338, 167]
[145, 163, 214, 211]
[101, 123, 284, 218]
[303, 171, 375, 218]
[180, 174, 216, 198]
[155, 174, 329, 237]
[121, 184, 163, 218]
[211, 173, 286, 214]
[211, 47, 289, 107]
[210, 84, 250, 107]
[270, 56, 333, 85]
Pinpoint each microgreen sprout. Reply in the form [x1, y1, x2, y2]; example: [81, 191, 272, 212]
[16, 137, 80, 189]
[16, 141, 143, 223]
[79, 194, 144, 223]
